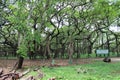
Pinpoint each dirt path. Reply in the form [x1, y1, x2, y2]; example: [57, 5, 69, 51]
[0, 58, 93, 68]
[0, 57, 120, 68]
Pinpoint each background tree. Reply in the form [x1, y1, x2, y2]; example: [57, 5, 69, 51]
[0, 0, 120, 68]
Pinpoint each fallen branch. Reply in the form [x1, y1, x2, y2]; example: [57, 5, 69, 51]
[9, 61, 18, 72]
[0, 68, 30, 80]
[19, 69, 30, 78]
[25, 76, 35, 80]
[0, 68, 3, 76]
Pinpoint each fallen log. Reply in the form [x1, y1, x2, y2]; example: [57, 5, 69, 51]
[0, 69, 30, 80]
[19, 69, 30, 78]
[0, 68, 3, 76]
[1, 76, 9, 80]
[0, 73, 14, 78]
[25, 76, 35, 80]
[33, 67, 40, 72]
[10, 61, 18, 72]
[12, 73, 19, 80]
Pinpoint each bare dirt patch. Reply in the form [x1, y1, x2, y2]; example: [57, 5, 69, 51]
[0, 58, 93, 68]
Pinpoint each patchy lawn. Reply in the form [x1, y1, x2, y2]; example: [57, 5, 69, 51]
[26, 61, 120, 80]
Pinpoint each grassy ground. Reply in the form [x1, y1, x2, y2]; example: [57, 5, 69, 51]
[27, 61, 120, 80]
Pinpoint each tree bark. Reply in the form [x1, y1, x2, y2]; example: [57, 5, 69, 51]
[17, 32, 24, 69]
[17, 56, 24, 69]
[106, 33, 110, 57]
[115, 35, 119, 56]
[68, 41, 74, 64]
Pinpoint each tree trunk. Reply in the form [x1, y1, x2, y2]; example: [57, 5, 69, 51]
[61, 44, 65, 58]
[47, 40, 51, 59]
[76, 40, 79, 58]
[115, 35, 119, 56]
[68, 41, 74, 64]
[88, 44, 93, 58]
[106, 33, 110, 57]
[17, 56, 24, 69]
[17, 32, 24, 69]
[44, 40, 50, 59]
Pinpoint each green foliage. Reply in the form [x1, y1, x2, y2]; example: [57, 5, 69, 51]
[1, 0, 120, 59]
[17, 42, 27, 57]
[34, 30, 41, 44]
